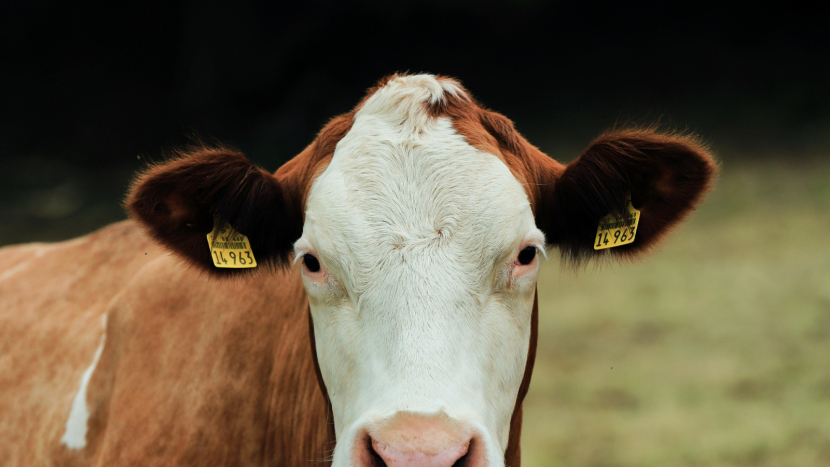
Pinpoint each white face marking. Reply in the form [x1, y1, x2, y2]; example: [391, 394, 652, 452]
[295, 75, 543, 465]
[61, 314, 107, 450]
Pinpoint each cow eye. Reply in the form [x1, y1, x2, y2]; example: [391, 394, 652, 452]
[303, 254, 321, 273]
[517, 246, 536, 265]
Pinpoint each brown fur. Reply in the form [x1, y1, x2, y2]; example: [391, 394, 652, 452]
[126, 147, 292, 274]
[126, 109, 357, 276]
[1, 74, 715, 467]
[0, 222, 163, 467]
[89, 250, 329, 466]
[0, 222, 331, 466]
[543, 128, 717, 264]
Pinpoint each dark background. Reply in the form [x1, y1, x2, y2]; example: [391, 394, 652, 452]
[1, 0, 828, 244]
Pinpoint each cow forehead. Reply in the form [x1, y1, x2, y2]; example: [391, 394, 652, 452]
[303, 76, 535, 286]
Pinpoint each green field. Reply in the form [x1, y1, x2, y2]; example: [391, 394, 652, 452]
[523, 158, 830, 466]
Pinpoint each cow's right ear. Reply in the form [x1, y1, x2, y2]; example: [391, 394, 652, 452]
[126, 147, 303, 274]
[536, 129, 717, 265]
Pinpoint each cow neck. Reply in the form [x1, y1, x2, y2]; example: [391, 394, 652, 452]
[504, 288, 539, 465]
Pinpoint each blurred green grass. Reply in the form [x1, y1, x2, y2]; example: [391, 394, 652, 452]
[524, 158, 830, 466]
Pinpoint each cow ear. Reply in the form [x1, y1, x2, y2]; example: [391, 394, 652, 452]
[126, 147, 303, 274]
[537, 128, 717, 264]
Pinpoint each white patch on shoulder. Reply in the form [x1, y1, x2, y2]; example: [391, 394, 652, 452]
[61, 314, 107, 450]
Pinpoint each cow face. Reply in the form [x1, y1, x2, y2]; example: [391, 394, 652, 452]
[295, 76, 543, 467]
[128, 74, 716, 467]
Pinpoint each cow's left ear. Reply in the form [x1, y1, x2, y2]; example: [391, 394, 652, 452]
[537, 129, 717, 264]
[126, 147, 303, 274]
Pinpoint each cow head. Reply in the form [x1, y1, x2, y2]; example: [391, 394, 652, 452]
[128, 74, 716, 467]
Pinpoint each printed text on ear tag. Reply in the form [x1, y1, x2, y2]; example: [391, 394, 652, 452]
[594, 199, 640, 250]
[206, 224, 258, 268]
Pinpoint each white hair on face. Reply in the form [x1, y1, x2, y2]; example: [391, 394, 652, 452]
[299, 74, 541, 466]
[355, 75, 469, 141]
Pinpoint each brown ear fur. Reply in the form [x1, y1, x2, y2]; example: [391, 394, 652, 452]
[539, 129, 717, 264]
[126, 147, 301, 274]
[127, 111, 355, 275]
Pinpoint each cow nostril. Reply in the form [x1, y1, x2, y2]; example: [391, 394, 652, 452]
[367, 436, 388, 467]
[451, 438, 474, 467]
[451, 452, 468, 467]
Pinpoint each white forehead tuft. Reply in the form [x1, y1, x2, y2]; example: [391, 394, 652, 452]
[356, 75, 468, 133]
[370, 74, 467, 106]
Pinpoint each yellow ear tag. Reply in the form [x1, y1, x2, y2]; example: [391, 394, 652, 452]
[206, 224, 258, 268]
[594, 198, 641, 250]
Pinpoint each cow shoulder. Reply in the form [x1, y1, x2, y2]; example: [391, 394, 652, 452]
[89, 256, 329, 465]
[0, 221, 162, 465]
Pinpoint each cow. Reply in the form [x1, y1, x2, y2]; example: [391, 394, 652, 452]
[0, 74, 716, 467]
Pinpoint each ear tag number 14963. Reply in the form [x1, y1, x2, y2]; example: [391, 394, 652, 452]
[594, 199, 641, 250]
[206, 224, 258, 268]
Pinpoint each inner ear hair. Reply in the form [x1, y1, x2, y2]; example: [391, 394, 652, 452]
[541, 127, 717, 266]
